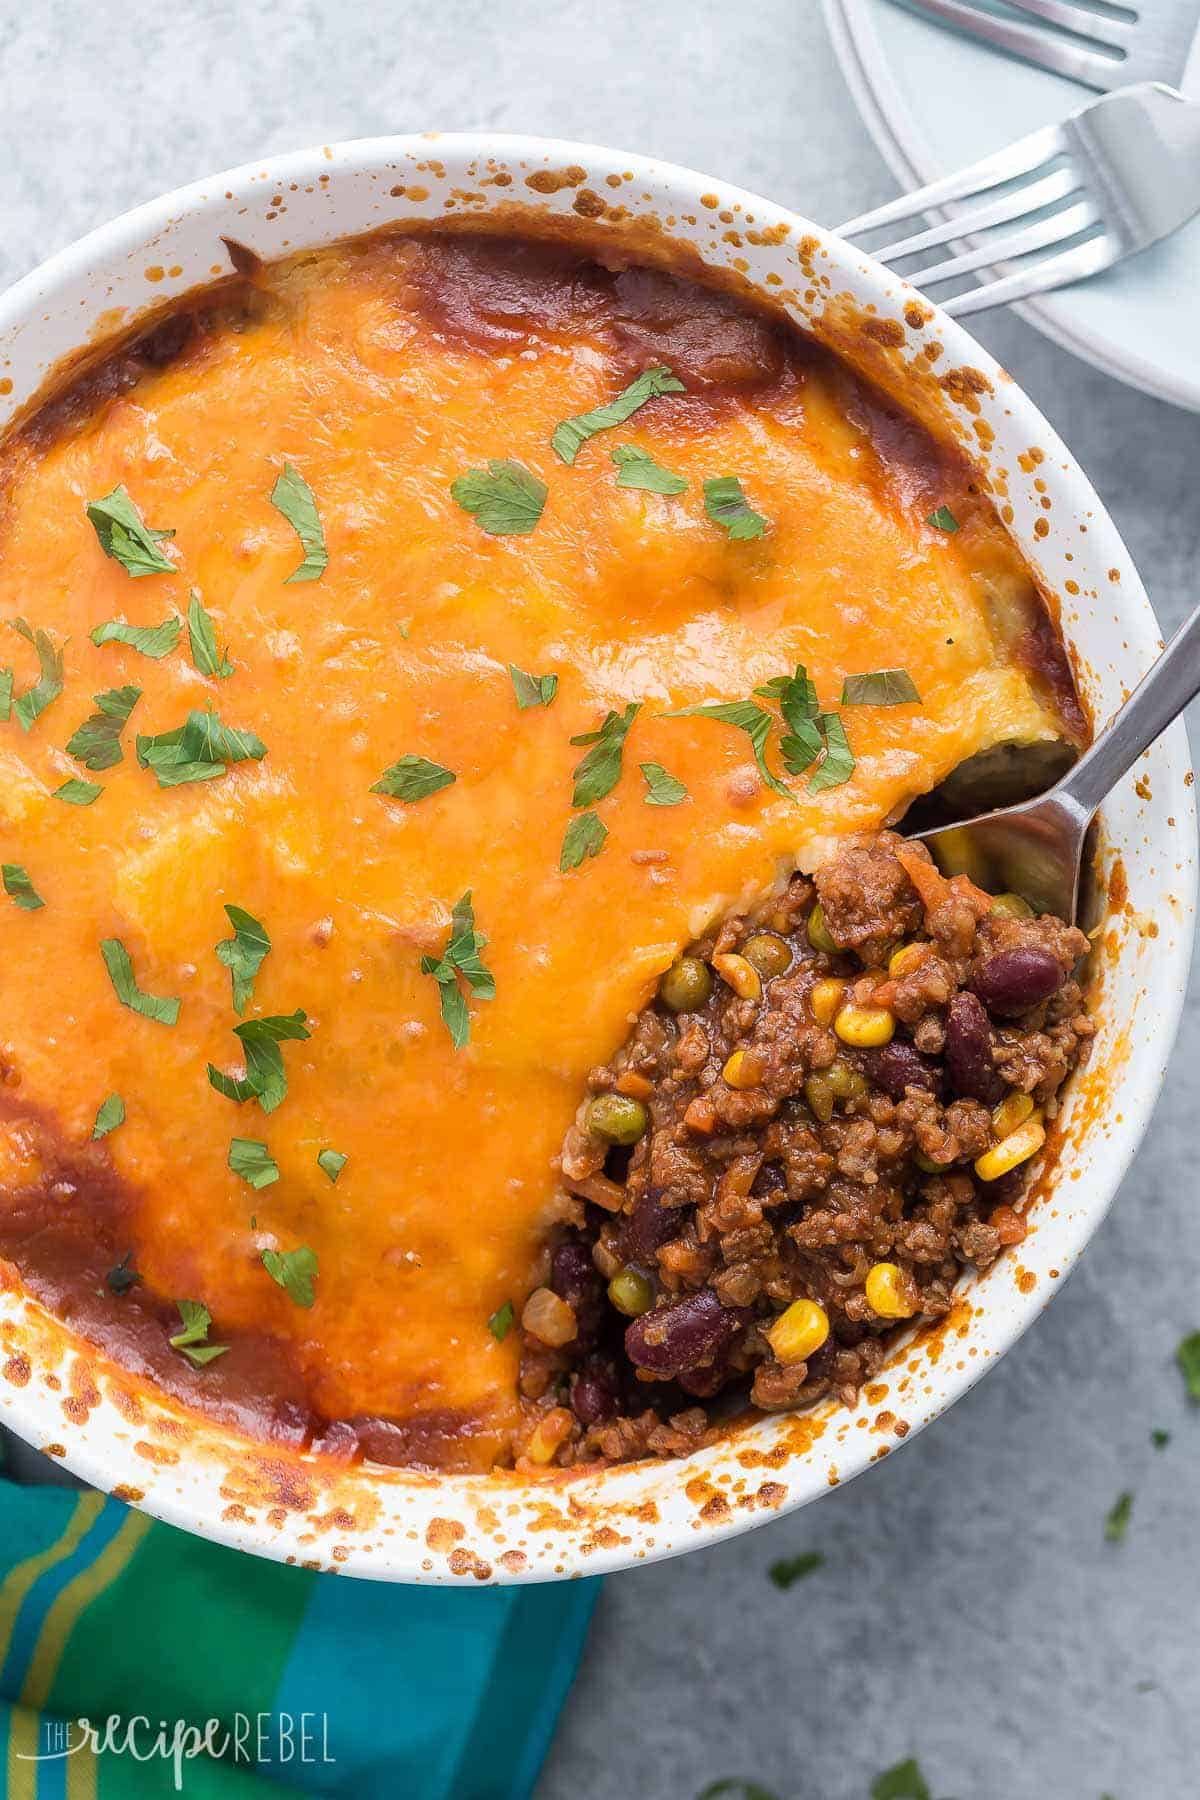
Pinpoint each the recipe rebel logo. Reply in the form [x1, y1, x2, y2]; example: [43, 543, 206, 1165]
[20, 1711, 336, 1790]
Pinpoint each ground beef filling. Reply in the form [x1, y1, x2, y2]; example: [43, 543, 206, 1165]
[517, 831, 1094, 1469]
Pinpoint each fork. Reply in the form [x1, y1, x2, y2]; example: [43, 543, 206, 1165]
[836, 81, 1200, 316]
[890, 0, 1200, 92]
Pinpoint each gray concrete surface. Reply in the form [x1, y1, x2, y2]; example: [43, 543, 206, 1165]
[1, 4, 1197, 1796]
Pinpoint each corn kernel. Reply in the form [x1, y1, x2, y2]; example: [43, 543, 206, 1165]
[525, 1406, 573, 1465]
[766, 1297, 829, 1364]
[810, 978, 846, 1025]
[888, 942, 928, 980]
[974, 1111, 1045, 1182]
[864, 1261, 916, 1320]
[722, 1049, 765, 1090]
[991, 1091, 1035, 1139]
[834, 1003, 895, 1047]
[712, 952, 762, 1002]
[521, 1286, 578, 1348]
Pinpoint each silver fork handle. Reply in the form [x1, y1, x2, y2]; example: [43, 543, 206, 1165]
[1057, 599, 1200, 819]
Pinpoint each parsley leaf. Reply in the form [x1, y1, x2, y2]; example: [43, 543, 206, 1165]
[53, 779, 103, 805]
[1151, 1428, 1171, 1450]
[317, 1148, 347, 1184]
[105, 1251, 140, 1295]
[451, 459, 547, 536]
[508, 665, 559, 710]
[767, 1551, 824, 1590]
[560, 810, 608, 870]
[370, 755, 456, 802]
[1176, 1330, 1200, 1399]
[871, 1759, 932, 1800]
[570, 702, 640, 807]
[420, 892, 496, 1049]
[668, 698, 791, 801]
[703, 475, 767, 540]
[85, 485, 176, 576]
[99, 937, 180, 1026]
[640, 761, 688, 806]
[3, 864, 44, 911]
[9, 619, 64, 732]
[1105, 1490, 1133, 1543]
[261, 1245, 318, 1309]
[186, 591, 233, 679]
[207, 1010, 310, 1115]
[136, 708, 267, 787]
[552, 366, 685, 465]
[270, 463, 328, 583]
[228, 1137, 279, 1189]
[92, 1093, 125, 1139]
[611, 443, 688, 495]
[807, 713, 856, 792]
[927, 505, 959, 533]
[488, 1300, 515, 1342]
[215, 905, 270, 1014]
[169, 1298, 229, 1367]
[65, 685, 142, 772]
[756, 663, 818, 730]
[841, 669, 921, 707]
[90, 616, 181, 659]
[0, 668, 11, 720]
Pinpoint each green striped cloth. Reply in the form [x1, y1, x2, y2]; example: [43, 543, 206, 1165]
[0, 1477, 596, 1798]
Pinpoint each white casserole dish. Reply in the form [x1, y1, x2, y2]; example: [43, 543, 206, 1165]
[0, 133, 1192, 1584]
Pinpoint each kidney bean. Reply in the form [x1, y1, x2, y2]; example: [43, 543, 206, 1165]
[971, 946, 1063, 1016]
[624, 1289, 747, 1377]
[570, 1360, 620, 1426]
[551, 1238, 605, 1349]
[858, 1041, 942, 1098]
[944, 992, 1005, 1105]
[623, 1189, 680, 1263]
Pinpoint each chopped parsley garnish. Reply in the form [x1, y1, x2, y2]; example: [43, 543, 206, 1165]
[570, 702, 640, 807]
[611, 443, 688, 495]
[767, 1551, 825, 1590]
[871, 1759, 932, 1800]
[808, 713, 857, 792]
[420, 892, 495, 1050]
[65, 685, 141, 771]
[261, 1245, 318, 1309]
[228, 1137, 279, 1189]
[90, 616, 181, 659]
[85, 485, 176, 577]
[53, 778, 103, 806]
[668, 698, 791, 801]
[560, 810, 608, 870]
[317, 1148, 347, 1184]
[186, 591, 233, 679]
[136, 708, 267, 787]
[99, 937, 180, 1026]
[169, 1299, 229, 1367]
[508, 664, 559, 710]
[216, 905, 270, 1014]
[488, 1300, 515, 1342]
[1105, 1490, 1133, 1543]
[92, 1093, 126, 1139]
[0, 668, 11, 720]
[1151, 1428, 1171, 1450]
[703, 475, 767, 540]
[270, 463, 328, 583]
[640, 761, 688, 806]
[451, 459, 547, 536]
[552, 366, 685, 466]
[757, 663, 823, 773]
[927, 505, 959, 533]
[105, 1251, 140, 1295]
[370, 755, 456, 802]
[1176, 1330, 1200, 1399]
[2, 864, 44, 911]
[8, 619, 64, 732]
[841, 669, 921, 707]
[207, 1010, 310, 1114]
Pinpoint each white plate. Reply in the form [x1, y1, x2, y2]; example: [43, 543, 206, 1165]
[824, 0, 1200, 412]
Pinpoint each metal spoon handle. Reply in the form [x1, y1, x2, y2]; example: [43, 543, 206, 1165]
[1056, 598, 1200, 820]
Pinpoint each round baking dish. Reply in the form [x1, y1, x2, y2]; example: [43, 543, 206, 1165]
[0, 135, 1192, 1584]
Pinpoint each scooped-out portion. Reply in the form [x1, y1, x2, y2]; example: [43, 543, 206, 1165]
[0, 226, 1086, 1472]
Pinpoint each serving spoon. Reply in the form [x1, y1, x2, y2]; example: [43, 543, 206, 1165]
[914, 600, 1200, 921]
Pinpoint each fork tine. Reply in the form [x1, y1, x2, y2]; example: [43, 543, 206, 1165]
[837, 120, 1064, 238]
[941, 234, 1117, 317]
[873, 164, 1081, 264]
[1003, 0, 1134, 49]
[910, 197, 1100, 286]
[894, 0, 1120, 89]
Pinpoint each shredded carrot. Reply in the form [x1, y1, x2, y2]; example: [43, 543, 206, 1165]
[683, 1094, 717, 1135]
[895, 842, 993, 919]
[615, 1071, 653, 1100]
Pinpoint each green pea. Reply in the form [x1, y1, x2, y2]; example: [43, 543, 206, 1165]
[608, 1267, 653, 1316]
[826, 1060, 867, 1103]
[659, 955, 712, 1014]
[807, 904, 839, 955]
[804, 1071, 835, 1124]
[742, 932, 792, 979]
[989, 892, 1035, 920]
[585, 1093, 649, 1146]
